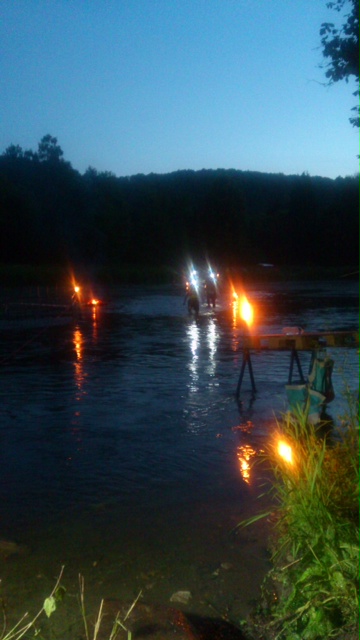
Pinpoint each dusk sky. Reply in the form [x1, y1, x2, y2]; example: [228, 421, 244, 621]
[1, 0, 358, 179]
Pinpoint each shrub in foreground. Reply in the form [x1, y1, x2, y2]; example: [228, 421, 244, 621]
[241, 392, 359, 639]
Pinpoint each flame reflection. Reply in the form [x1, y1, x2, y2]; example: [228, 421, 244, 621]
[68, 326, 87, 456]
[92, 305, 99, 339]
[73, 327, 86, 395]
[233, 421, 264, 485]
[237, 443, 257, 484]
[232, 295, 238, 329]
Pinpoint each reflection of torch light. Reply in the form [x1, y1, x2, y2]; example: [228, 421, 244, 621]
[237, 443, 257, 484]
[73, 328, 85, 392]
[232, 291, 238, 327]
[73, 329, 82, 360]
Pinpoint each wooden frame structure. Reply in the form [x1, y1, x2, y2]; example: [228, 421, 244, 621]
[235, 330, 358, 400]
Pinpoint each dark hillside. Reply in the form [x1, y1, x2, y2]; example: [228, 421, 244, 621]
[0, 140, 358, 272]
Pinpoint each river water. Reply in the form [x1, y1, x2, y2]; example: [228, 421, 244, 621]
[0, 279, 358, 632]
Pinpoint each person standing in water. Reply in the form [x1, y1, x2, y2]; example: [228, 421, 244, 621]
[184, 284, 200, 319]
[204, 276, 217, 308]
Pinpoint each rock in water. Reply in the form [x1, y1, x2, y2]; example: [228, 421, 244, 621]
[170, 590, 192, 604]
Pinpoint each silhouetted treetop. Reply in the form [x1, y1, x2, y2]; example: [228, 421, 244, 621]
[37, 134, 65, 163]
[320, 0, 359, 126]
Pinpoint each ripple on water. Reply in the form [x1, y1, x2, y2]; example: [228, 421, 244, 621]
[0, 280, 358, 627]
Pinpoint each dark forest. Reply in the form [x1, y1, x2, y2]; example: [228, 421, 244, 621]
[0, 137, 358, 275]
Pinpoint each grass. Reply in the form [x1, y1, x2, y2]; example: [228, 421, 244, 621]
[78, 574, 142, 640]
[0, 569, 141, 640]
[0, 567, 65, 640]
[239, 389, 359, 639]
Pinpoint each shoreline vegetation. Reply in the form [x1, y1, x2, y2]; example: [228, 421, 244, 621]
[0, 263, 358, 287]
[240, 391, 359, 640]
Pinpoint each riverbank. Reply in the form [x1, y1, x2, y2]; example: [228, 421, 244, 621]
[0, 496, 273, 639]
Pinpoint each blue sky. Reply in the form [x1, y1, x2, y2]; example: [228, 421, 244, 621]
[1, 0, 358, 179]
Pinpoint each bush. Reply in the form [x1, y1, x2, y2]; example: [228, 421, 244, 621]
[241, 391, 359, 639]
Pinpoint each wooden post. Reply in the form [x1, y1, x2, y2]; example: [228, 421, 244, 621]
[288, 347, 305, 384]
[235, 348, 257, 399]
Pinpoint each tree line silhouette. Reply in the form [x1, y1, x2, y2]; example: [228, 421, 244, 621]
[0, 136, 358, 273]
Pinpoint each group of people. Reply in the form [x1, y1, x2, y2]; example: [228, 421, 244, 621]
[184, 276, 217, 319]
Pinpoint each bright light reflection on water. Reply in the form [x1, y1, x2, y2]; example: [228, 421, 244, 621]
[187, 322, 200, 393]
[0, 279, 356, 638]
[206, 318, 219, 380]
[0, 280, 357, 534]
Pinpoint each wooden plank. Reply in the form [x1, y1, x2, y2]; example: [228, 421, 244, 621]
[240, 330, 359, 351]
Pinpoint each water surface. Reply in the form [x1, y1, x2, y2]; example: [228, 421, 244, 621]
[0, 280, 358, 625]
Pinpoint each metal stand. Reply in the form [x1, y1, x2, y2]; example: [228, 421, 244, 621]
[235, 348, 257, 399]
[288, 347, 305, 384]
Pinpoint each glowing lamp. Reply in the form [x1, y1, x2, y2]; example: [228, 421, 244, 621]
[240, 294, 254, 327]
[277, 440, 293, 465]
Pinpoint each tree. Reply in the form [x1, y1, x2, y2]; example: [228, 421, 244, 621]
[2, 144, 24, 159]
[320, 0, 359, 126]
[37, 134, 64, 162]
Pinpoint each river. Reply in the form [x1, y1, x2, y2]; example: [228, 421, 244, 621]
[0, 279, 358, 634]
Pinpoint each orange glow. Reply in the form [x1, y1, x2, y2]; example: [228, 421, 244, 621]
[73, 328, 85, 393]
[73, 329, 83, 361]
[232, 293, 238, 327]
[230, 283, 254, 329]
[91, 299, 99, 306]
[277, 440, 293, 465]
[71, 279, 82, 304]
[237, 443, 257, 484]
[231, 287, 239, 327]
[239, 294, 254, 327]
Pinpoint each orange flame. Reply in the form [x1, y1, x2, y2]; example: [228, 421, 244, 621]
[277, 440, 293, 465]
[239, 294, 254, 327]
